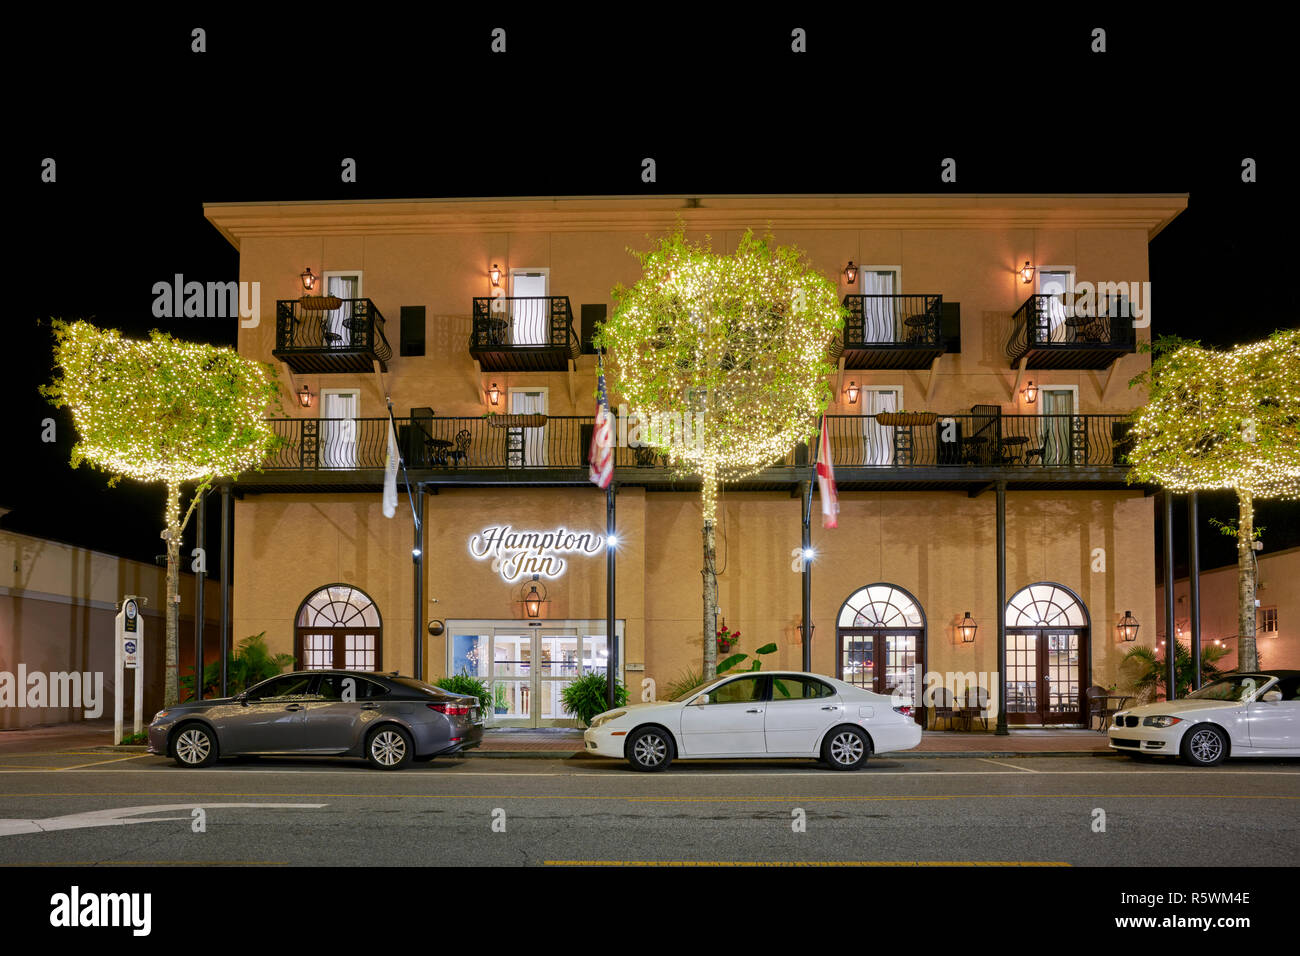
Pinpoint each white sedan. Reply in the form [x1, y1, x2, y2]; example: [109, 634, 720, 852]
[583, 670, 922, 771]
[1109, 670, 1300, 766]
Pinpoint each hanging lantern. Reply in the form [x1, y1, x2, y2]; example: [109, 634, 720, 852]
[301, 267, 317, 292]
[958, 611, 978, 643]
[487, 383, 501, 406]
[1021, 380, 1038, 404]
[1019, 260, 1035, 284]
[297, 385, 314, 408]
[843, 260, 859, 286]
[1119, 610, 1140, 642]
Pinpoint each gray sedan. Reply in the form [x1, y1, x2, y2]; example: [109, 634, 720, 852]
[148, 671, 483, 770]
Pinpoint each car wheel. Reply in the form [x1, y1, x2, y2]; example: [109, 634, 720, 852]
[1181, 724, 1228, 767]
[172, 723, 218, 768]
[626, 726, 673, 772]
[822, 726, 870, 770]
[366, 726, 413, 770]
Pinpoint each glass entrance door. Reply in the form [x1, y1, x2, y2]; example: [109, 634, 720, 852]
[1005, 628, 1084, 724]
[447, 623, 621, 728]
[837, 627, 924, 724]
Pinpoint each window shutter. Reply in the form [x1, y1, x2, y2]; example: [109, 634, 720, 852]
[400, 306, 426, 357]
[941, 301, 961, 353]
[580, 304, 606, 355]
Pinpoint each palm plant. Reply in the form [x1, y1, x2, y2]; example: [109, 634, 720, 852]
[1122, 637, 1229, 701]
[180, 632, 295, 700]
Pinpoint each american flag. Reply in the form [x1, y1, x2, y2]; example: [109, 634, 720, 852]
[816, 416, 838, 528]
[589, 368, 614, 489]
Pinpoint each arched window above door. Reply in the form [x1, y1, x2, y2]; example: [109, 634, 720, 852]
[296, 585, 382, 629]
[837, 584, 924, 629]
[1005, 583, 1088, 628]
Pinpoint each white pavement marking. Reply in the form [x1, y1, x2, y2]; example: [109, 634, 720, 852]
[978, 758, 1041, 773]
[0, 803, 327, 837]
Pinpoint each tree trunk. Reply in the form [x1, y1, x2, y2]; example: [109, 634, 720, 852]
[164, 481, 182, 707]
[1237, 490, 1259, 671]
[702, 518, 718, 680]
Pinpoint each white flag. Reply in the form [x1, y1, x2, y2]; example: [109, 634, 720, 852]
[383, 416, 399, 518]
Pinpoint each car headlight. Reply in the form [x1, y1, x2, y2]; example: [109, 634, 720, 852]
[152, 710, 170, 722]
[1143, 715, 1183, 728]
[589, 710, 626, 729]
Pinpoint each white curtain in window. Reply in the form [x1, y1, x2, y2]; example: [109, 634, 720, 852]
[1041, 389, 1073, 465]
[321, 391, 358, 468]
[861, 389, 898, 465]
[511, 273, 548, 345]
[326, 275, 358, 347]
[510, 391, 548, 466]
[1038, 272, 1070, 343]
[862, 271, 896, 342]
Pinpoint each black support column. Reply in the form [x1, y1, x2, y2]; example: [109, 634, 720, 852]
[414, 484, 425, 682]
[219, 484, 232, 697]
[1188, 492, 1202, 690]
[995, 480, 1009, 735]
[1164, 491, 1177, 701]
[606, 486, 618, 710]
[193, 488, 206, 701]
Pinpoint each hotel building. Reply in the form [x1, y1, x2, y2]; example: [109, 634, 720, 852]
[202, 194, 1185, 727]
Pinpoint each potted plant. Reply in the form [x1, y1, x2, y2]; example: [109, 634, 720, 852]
[560, 673, 629, 727]
[716, 622, 740, 655]
[435, 672, 492, 715]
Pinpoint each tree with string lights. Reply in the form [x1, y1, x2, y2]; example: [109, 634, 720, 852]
[594, 230, 843, 678]
[42, 320, 283, 707]
[1126, 330, 1300, 670]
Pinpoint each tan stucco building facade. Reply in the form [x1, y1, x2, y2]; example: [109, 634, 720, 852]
[206, 194, 1185, 727]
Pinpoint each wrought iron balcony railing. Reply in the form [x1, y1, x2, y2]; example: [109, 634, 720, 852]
[833, 295, 944, 369]
[1005, 293, 1137, 369]
[469, 296, 580, 371]
[257, 413, 1133, 477]
[273, 298, 392, 373]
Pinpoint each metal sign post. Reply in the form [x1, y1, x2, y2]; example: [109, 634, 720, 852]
[114, 595, 145, 743]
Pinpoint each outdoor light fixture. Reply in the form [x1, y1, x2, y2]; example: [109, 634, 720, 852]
[798, 619, 816, 640]
[301, 266, 317, 292]
[1019, 260, 1035, 284]
[521, 575, 548, 619]
[958, 611, 978, 644]
[1119, 610, 1140, 642]
[490, 264, 501, 287]
[487, 383, 500, 406]
[297, 385, 314, 408]
[1021, 380, 1038, 404]
[412, 547, 422, 559]
[843, 261, 858, 286]
[606, 534, 619, 549]
[802, 547, 816, 562]
[846, 381, 860, 405]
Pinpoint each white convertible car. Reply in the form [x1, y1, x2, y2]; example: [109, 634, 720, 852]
[1109, 670, 1300, 766]
[583, 670, 923, 771]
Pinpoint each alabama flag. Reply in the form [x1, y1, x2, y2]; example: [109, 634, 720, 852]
[816, 416, 838, 528]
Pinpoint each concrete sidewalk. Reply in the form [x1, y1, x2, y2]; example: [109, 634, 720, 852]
[0, 721, 1113, 759]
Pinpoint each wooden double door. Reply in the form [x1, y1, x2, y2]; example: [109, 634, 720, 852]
[836, 627, 924, 725]
[1004, 628, 1087, 724]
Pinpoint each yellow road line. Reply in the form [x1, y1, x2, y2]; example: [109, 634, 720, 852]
[56, 754, 152, 771]
[544, 860, 1072, 867]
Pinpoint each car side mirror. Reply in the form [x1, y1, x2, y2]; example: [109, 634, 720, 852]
[695, 694, 710, 706]
[1261, 690, 1282, 702]
[236, 693, 249, 706]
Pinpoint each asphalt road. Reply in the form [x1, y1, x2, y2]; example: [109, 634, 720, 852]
[0, 751, 1296, 866]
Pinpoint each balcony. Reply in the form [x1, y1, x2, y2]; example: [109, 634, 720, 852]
[469, 296, 581, 372]
[273, 298, 392, 374]
[247, 412, 1135, 492]
[1005, 293, 1137, 369]
[831, 295, 945, 369]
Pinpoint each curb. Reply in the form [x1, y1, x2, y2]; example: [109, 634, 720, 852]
[463, 749, 1113, 760]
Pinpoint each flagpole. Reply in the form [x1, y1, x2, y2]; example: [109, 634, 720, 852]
[387, 398, 424, 679]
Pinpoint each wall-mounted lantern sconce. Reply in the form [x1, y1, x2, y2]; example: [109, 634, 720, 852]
[1118, 610, 1140, 642]
[521, 575, 549, 619]
[301, 267, 317, 293]
[1019, 260, 1035, 284]
[958, 611, 978, 643]
[845, 381, 860, 405]
[490, 264, 502, 287]
[1021, 380, 1038, 404]
[487, 383, 501, 406]
[297, 385, 314, 408]
[843, 261, 859, 286]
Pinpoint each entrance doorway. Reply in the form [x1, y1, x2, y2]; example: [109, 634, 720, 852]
[835, 584, 926, 724]
[446, 620, 625, 727]
[1004, 583, 1090, 725]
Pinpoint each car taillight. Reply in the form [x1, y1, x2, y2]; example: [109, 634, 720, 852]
[893, 705, 912, 718]
[428, 702, 472, 716]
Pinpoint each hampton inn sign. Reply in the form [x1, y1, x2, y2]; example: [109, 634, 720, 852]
[468, 526, 606, 582]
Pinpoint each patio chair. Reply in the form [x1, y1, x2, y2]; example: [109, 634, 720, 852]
[1085, 685, 1121, 730]
[962, 685, 991, 731]
[446, 429, 471, 467]
[931, 686, 956, 730]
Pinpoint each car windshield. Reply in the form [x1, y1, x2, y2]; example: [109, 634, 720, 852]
[671, 678, 726, 702]
[1185, 675, 1272, 702]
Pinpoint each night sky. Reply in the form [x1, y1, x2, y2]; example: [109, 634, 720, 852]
[8, 12, 1290, 581]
